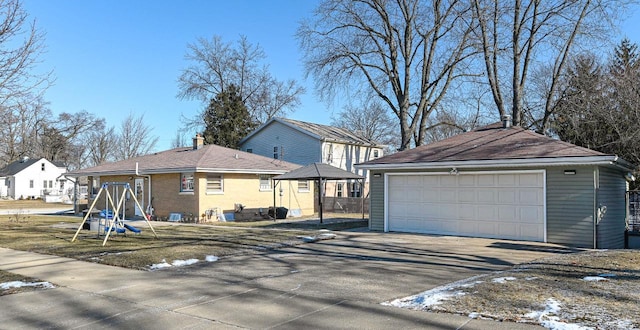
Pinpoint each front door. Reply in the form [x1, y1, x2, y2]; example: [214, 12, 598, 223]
[134, 179, 144, 216]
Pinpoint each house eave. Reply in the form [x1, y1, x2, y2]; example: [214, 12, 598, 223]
[356, 156, 634, 172]
[66, 167, 291, 177]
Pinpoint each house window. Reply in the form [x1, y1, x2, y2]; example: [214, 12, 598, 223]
[259, 175, 272, 191]
[43, 180, 47, 189]
[298, 180, 309, 192]
[49, 180, 53, 188]
[180, 173, 194, 192]
[350, 182, 362, 198]
[29, 180, 34, 188]
[246, 148, 253, 153]
[273, 146, 279, 159]
[373, 150, 379, 158]
[206, 174, 223, 194]
[326, 144, 333, 163]
[337, 183, 343, 197]
[41, 163, 45, 171]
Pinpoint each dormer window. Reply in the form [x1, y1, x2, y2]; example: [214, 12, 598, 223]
[373, 150, 379, 158]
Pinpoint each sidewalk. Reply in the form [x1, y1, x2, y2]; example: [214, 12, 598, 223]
[0, 246, 543, 329]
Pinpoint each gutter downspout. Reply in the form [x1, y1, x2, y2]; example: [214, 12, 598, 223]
[136, 162, 153, 216]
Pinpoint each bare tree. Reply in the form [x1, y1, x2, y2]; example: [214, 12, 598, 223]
[0, 0, 52, 104]
[471, 0, 628, 131]
[38, 110, 104, 163]
[298, 0, 476, 150]
[170, 129, 188, 148]
[0, 97, 49, 165]
[178, 35, 305, 128]
[86, 125, 117, 166]
[114, 113, 158, 160]
[330, 100, 398, 151]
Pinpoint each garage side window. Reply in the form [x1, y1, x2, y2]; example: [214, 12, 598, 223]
[180, 173, 194, 192]
[206, 174, 223, 194]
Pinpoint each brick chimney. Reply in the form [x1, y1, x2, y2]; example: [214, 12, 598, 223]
[193, 133, 204, 150]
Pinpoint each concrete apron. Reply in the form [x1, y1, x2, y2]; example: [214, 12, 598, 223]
[0, 232, 569, 329]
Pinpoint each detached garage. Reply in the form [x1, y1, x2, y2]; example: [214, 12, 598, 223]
[357, 120, 634, 249]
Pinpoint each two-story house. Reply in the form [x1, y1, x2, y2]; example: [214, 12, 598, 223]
[0, 157, 68, 200]
[239, 118, 384, 198]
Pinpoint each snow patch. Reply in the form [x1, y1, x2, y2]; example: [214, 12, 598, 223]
[171, 258, 199, 267]
[149, 258, 200, 270]
[205, 255, 219, 262]
[297, 233, 337, 243]
[523, 298, 594, 330]
[582, 276, 609, 282]
[149, 259, 172, 270]
[1, 281, 55, 290]
[492, 276, 516, 284]
[382, 275, 485, 309]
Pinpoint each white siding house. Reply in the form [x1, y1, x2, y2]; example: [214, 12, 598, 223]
[239, 118, 384, 197]
[0, 157, 68, 200]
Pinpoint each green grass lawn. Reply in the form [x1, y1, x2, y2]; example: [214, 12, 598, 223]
[0, 214, 366, 270]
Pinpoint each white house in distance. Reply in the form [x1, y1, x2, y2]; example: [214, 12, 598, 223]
[0, 157, 68, 200]
[239, 117, 385, 198]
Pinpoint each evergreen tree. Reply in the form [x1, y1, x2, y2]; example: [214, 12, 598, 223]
[203, 85, 255, 148]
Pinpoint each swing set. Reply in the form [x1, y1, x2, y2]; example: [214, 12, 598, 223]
[71, 182, 158, 246]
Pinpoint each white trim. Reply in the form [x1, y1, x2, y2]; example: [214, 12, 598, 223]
[383, 169, 547, 241]
[357, 156, 633, 172]
[542, 169, 547, 243]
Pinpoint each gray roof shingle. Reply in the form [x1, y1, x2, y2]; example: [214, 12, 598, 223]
[274, 163, 364, 181]
[67, 144, 301, 176]
[280, 118, 382, 146]
[361, 123, 610, 166]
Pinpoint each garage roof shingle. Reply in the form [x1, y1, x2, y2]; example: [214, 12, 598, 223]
[362, 123, 607, 166]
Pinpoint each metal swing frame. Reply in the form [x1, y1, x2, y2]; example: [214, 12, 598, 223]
[71, 182, 158, 246]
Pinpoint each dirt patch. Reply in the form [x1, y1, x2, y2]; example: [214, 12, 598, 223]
[390, 250, 640, 329]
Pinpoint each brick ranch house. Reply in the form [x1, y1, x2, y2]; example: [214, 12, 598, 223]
[66, 135, 315, 221]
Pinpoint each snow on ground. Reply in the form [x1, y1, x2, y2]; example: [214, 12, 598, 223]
[1, 281, 55, 290]
[385, 274, 605, 330]
[582, 273, 616, 282]
[523, 298, 594, 330]
[297, 232, 337, 243]
[149, 256, 219, 270]
[382, 274, 485, 309]
[491, 276, 516, 283]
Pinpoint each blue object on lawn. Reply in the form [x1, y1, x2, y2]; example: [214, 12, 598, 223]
[99, 210, 114, 219]
[123, 223, 141, 233]
[105, 226, 126, 234]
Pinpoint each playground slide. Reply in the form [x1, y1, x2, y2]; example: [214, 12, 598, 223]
[123, 223, 142, 233]
[105, 226, 126, 234]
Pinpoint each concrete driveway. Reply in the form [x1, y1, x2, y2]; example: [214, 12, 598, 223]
[0, 231, 574, 329]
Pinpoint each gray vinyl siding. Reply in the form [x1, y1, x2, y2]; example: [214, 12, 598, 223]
[546, 166, 595, 248]
[369, 171, 385, 231]
[596, 166, 627, 249]
[239, 121, 322, 165]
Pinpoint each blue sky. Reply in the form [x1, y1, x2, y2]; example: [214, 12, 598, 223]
[23, 1, 640, 151]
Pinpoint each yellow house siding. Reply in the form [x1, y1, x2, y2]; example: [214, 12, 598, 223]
[196, 173, 315, 219]
[91, 173, 315, 220]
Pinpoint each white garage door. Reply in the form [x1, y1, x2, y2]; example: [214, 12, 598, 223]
[387, 171, 545, 241]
